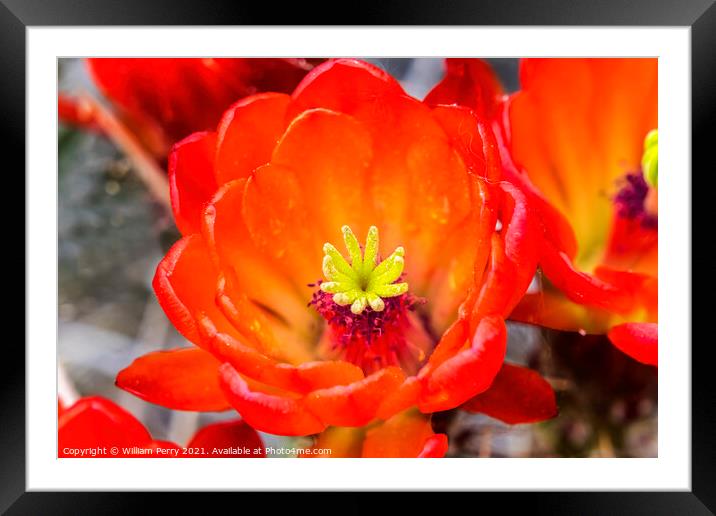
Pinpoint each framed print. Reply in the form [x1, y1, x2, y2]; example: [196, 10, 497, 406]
[7, 0, 714, 512]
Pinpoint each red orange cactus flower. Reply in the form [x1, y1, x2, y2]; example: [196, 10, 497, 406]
[58, 396, 264, 457]
[116, 59, 555, 457]
[428, 58, 658, 366]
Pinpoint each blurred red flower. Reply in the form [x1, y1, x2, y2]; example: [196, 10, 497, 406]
[60, 58, 323, 158]
[428, 58, 658, 366]
[58, 396, 264, 457]
[116, 59, 556, 457]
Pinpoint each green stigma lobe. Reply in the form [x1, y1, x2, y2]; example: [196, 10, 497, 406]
[642, 128, 658, 188]
[320, 225, 408, 314]
[322, 243, 355, 278]
[342, 225, 364, 274]
[361, 226, 379, 277]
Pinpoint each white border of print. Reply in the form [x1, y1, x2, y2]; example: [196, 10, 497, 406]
[28, 26, 689, 490]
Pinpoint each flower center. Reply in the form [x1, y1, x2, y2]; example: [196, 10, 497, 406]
[309, 225, 430, 374]
[614, 129, 658, 228]
[319, 225, 408, 315]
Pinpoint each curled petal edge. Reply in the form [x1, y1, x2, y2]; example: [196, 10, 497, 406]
[418, 315, 507, 413]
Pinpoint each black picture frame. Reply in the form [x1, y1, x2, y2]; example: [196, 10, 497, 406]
[7, 0, 713, 512]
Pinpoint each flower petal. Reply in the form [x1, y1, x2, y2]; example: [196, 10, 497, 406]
[304, 367, 406, 427]
[200, 316, 364, 394]
[375, 376, 421, 420]
[602, 213, 658, 276]
[218, 363, 325, 436]
[299, 427, 366, 458]
[289, 58, 403, 119]
[594, 266, 658, 319]
[187, 419, 265, 457]
[418, 434, 449, 458]
[540, 240, 635, 314]
[58, 396, 151, 454]
[462, 363, 557, 424]
[361, 410, 446, 458]
[153, 234, 240, 345]
[471, 181, 540, 321]
[116, 347, 230, 412]
[419, 315, 507, 413]
[425, 58, 503, 119]
[168, 131, 218, 235]
[424, 175, 497, 334]
[271, 108, 374, 242]
[198, 317, 296, 390]
[214, 93, 291, 184]
[213, 275, 314, 364]
[607, 322, 658, 366]
[430, 105, 500, 181]
[242, 163, 323, 289]
[495, 114, 578, 260]
[420, 317, 470, 378]
[293, 360, 366, 392]
[202, 178, 312, 331]
[213, 275, 285, 357]
[509, 289, 614, 335]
